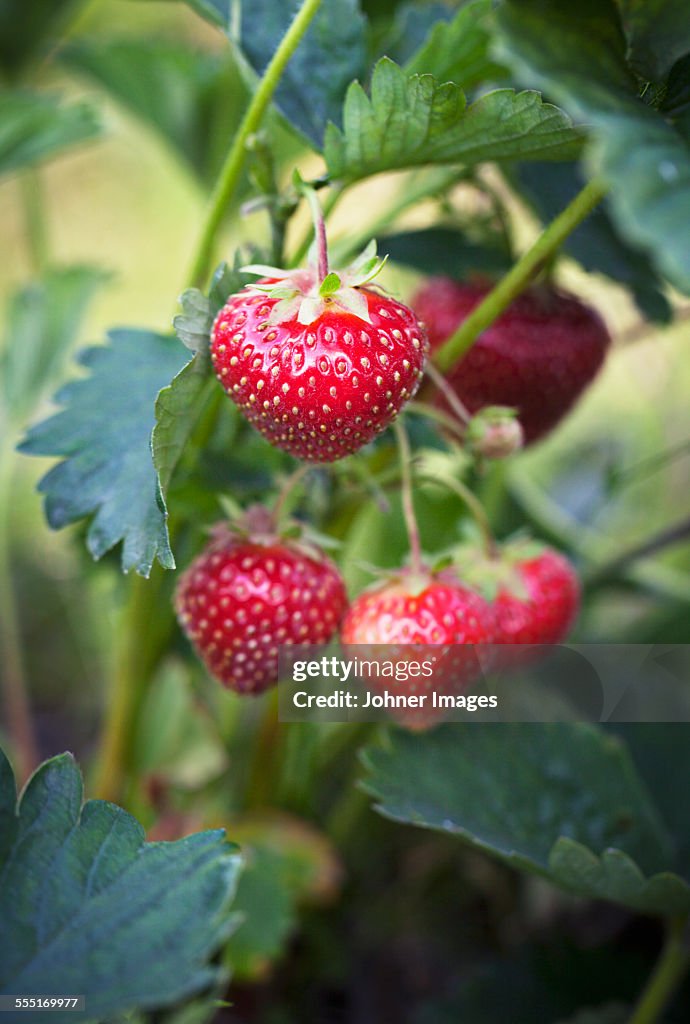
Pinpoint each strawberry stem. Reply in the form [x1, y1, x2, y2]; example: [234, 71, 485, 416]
[302, 183, 330, 281]
[273, 464, 310, 524]
[393, 418, 424, 576]
[424, 361, 472, 426]
[421, 472, 497, 560]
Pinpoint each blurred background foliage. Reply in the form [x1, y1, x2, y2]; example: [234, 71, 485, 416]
[1, 1, 690, 1022]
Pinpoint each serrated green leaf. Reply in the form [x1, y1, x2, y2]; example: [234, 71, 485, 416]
[361, 724, 689, 914]
[64, 40, 246, 184]
[233, 0, 368, 150]
[155, 259, 250, 494]
[0, 0, 82, 79]
[1, 267, 109, 426]
[548, 838, 690, 915]
[382, 227, 512, 278]
[0, 91, 101, 177]
[404, 0, 506, 91]
[173, 289, 214, 354]
[496, 0, 690, 294]
[153, 355, 214, 496]
[0, 748, 241, 1024]
[19, 330, 190, 576]
[383, 1, 457, 67]
[618, 0, 690, 81]
[325, 58, 583, 183]
[512, 162, 672, 322]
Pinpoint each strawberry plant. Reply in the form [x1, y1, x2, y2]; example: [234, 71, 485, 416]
[1, 1, 690, 1022]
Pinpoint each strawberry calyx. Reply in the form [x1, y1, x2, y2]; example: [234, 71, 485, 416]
[241, 239, 388, 328]
[451, 535, 548, 602]
[212, 503, 339, 564]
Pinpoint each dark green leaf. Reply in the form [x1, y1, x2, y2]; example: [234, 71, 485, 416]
[1, 267, 109, 426]
[0, 92, 101, 177]
[618, 0, 690, 81]
[182, 0, 229, 28]
[362, 724, 690, 914]
[64, 40, 246, 184]
[661, 53, 690, 136]
[233, 0, 368, 150]
[19, 330, 191, 576]
[512, 162, 671, 322]
[325, 59, 583, 183]
[382, 227, 511, 278]
[497, 0, 690, 294]
[0, 748, 240, 1024]
[384, 1, 456, 67]
[0, 0, 82, 79]
[607, 723, 690, 876]
[404, 0, 506, 91]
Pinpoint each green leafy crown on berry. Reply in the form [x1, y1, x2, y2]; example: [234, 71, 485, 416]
[241, 238, 388, 328]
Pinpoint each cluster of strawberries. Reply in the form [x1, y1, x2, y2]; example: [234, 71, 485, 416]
[175, 246, 608, 728]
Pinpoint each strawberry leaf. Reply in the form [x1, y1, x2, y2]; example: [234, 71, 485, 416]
[403, 0, 507, 91]
[19, 330, 190, 576]
[0, 91, 101, 177]
[496, 0, 690, 295]
[361, 723, 690, 915]
[324, 59, 583, 184]
[0, 748, 241, 1023]
[0, 0, 80, 79]
[234, 0, 367, 150]
[618, 0, 690, 81]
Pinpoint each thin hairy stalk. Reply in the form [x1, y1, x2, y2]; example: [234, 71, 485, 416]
[393, 418, 423, 575]
[424, 361, 472, 425]
[419, 471, 496, 558]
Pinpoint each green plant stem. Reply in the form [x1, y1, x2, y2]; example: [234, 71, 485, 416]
[20, 168, 49, 274]
[433, 178, 608, 372]
[393, 418, 423, 575]
[187, 0, 325, 289]
[0, 445, 40, 785]
[290, 184, 344, 268]
[628, 916, 690, 1024]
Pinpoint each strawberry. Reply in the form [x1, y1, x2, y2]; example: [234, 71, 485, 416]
[413, 278, 610, 444]
[452, 540, 580, 669]
[174, 506, 348, 694]
[492, 548, 580, 667]
[211, 243, 427, 462]
[340, 568, 496, 730]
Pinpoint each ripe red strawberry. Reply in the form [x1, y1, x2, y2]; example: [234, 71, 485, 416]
[413, 278, 610, 444]
[211, 244, 427, 462]
[341, 569, 496, 730]
[174, 507, 347, 694]
[492, 548, 580, 667]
